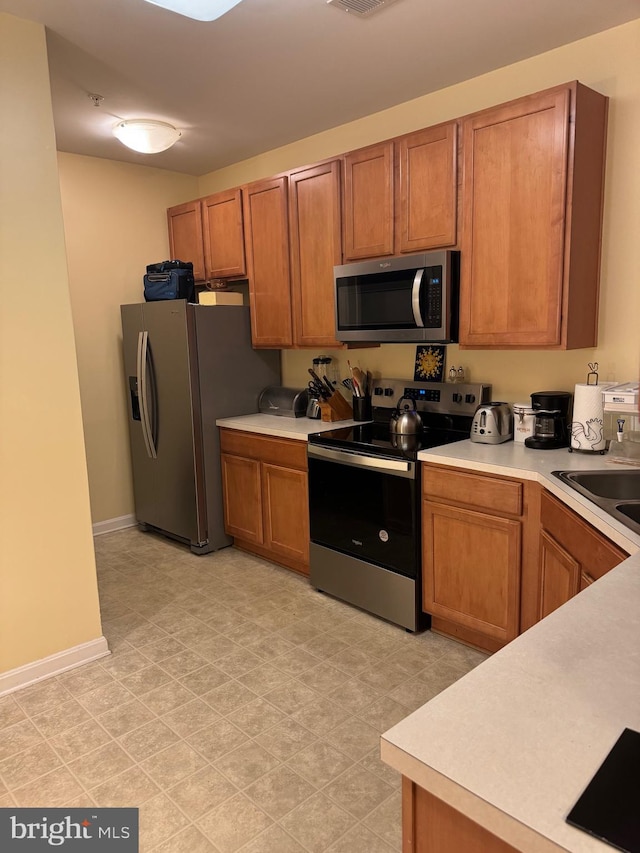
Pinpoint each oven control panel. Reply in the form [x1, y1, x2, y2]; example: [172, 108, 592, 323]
[403, 387, 442, 403]
[371, 379, 491, 416]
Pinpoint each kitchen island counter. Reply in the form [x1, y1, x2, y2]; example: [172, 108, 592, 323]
[381, 548, 640, 853]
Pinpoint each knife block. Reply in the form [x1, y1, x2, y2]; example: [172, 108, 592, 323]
[320, 391, 353, 422]
[320, 403, 341, 422]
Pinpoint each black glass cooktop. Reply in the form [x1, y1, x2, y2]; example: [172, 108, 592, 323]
[567, 728, 640, 853]
[308, 416, 470, 461]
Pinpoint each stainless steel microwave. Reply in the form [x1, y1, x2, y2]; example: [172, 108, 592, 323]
[334, 250, 459, 343]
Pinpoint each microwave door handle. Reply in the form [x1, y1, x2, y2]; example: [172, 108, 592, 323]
[411, 269, 425, 327]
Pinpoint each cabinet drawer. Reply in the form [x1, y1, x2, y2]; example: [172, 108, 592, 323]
[219, 429, 307, 470]
[541, 490, 628, 581]
[422, 465, 522, 516]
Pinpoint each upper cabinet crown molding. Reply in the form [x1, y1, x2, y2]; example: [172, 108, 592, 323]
[459, 81, 608, 350]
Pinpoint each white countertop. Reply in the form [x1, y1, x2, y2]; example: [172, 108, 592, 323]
[418, 439, 640, 554]
[381, 549, 640, 853]
[216, 413, 362, 441]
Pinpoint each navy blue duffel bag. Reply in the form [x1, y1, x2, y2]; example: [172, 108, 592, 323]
[143, 260, 195, 302]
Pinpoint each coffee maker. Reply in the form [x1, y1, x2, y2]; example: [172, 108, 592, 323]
[524, 391, 573, 449]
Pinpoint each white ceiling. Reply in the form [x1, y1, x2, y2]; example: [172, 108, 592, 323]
[3, 0, 640, 176]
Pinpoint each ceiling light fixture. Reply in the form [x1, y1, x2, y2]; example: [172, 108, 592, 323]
[113, 119, 182, 154]
[143, 0, 243, 22]
[327, 0, 402, 16]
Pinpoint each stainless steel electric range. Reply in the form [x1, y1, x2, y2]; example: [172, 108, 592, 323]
[307, 378, 491, 631]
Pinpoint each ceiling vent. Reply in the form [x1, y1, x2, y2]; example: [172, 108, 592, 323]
[327, 0, 402, 17]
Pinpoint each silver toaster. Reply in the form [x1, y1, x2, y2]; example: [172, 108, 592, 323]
[470, 402, 513, 444]
[258, 386, 309, 418]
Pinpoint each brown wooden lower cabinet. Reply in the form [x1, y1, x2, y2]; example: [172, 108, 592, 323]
[403, 778, 520, 853]
[422, 464, 537, 652]
[422, 500, 521, 649]
[538, 528, 580, 619]
[220, 428, 309, 575]
[220, 453, 262, 544]
[262, 463, 309, 565]
[538, 490, 628, 618]
[422, 468, 628, 651]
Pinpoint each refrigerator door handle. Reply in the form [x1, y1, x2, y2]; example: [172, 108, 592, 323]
[137, 331, 157, 459]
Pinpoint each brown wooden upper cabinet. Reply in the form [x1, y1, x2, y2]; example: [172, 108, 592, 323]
[168, 189, 246, 282]
[289, 160, 343, 348]
[342, 122, 458, 261]
[243, 176, 293, 348]
[396, 124, 458, 253]
[343, 141, 394, 260]
[167, 200, 205, 281]
[243, 161, 344, 350]
[459, 81, 608, 349]
[202, 188, 246, 280]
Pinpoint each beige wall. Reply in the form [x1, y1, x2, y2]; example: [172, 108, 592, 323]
[199, 20, 640, 402]
[0, 15, 103, 673]
[58, 154, 198, 523]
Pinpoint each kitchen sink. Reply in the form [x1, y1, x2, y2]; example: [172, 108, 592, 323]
[555, 469, 640, 500]
[616, 502, 640, 525]
[552, 469, 640, 537]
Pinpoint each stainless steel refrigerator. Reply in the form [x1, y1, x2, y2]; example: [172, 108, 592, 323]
[120, 302, 280, 554]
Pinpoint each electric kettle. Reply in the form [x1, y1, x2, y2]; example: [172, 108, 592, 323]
[470, 402, 513, 444]
[390, 397, 423, 435]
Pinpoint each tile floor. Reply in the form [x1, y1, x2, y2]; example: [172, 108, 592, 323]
[0, 528, 487, 852]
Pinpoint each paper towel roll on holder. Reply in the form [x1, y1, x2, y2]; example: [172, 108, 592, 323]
[569, 364, 607, 454]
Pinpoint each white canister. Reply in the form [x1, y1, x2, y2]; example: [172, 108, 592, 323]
[513, 403, 536, 443]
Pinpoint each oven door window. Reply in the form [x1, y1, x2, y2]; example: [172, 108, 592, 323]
[308, 456, 418, 578]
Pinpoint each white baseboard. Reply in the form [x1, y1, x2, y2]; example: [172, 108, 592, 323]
[92, 514, 137, 536]
[0, 636, 111, 697]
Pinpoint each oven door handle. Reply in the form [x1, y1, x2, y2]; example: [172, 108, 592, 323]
[308, 445, 415, 478]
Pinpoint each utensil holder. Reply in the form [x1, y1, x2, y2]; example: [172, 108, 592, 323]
[352, 395, 372, 421]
